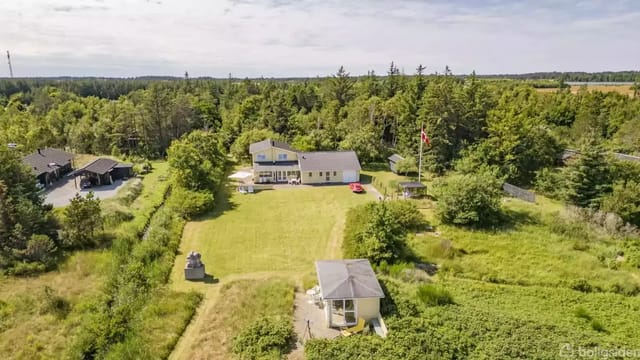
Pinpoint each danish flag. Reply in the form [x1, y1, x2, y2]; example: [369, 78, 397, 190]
[420, 128, 430, 145]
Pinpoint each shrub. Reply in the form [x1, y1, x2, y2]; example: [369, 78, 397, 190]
[342, 201, 426, 264]
[119, 179, 143, 206]
[590, 319, 606, 332]
[600, 180, 640, 227]
[574, 306, 591, 320]
[165, 187, 215, 219]
[534, 167, 567, 199]
[40, 286, 71, 319]
[570, 279, 594, 293]
[416, 284, 454, 306]
[433, 172, 503, 227]
[232, 316, 295, 359]
[24, 234, 57, 267]
[10, 261, 46, 276]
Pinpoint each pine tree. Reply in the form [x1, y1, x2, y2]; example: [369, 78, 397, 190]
[565, 137, 611, 208]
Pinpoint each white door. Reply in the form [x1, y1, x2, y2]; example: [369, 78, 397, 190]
[342, 170, 358, 183]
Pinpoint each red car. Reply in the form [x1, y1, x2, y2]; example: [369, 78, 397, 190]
[349, 182, 364, 193]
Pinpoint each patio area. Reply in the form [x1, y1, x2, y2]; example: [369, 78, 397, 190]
[292, 291, 341, 344]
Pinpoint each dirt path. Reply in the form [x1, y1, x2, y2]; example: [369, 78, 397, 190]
[169, 271, 300, 360]
[363, 184, 384, 201]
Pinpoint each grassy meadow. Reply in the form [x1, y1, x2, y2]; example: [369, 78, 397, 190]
[0, 161, 170, 359]
[173, 279, 294, 360]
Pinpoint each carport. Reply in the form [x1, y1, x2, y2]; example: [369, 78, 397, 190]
[69, 158, 133, 187]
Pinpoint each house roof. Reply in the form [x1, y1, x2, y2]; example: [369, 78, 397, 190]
[73, 158, 119, 175]
[298, 151, 361, 171]
[388, 154, 404, 162]
[315, 259, 385, 300]
[22, 148, 74, 176]
[398, 181, 426, 189]
[249, 139, 295, 154]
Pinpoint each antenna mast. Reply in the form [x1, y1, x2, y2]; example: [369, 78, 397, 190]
[7, 51, 13, 78]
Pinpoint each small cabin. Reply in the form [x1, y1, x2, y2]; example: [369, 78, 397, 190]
[388, 154, 404, 174]
[315, 259, 385, 328]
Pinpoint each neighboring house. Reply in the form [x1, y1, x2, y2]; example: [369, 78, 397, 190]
[249, 139, 361, 184]
[315, 259, 385, 328]
[22, 148, 74, 186]
[388, 154, 404, 174]
[70, 158, 133, 186]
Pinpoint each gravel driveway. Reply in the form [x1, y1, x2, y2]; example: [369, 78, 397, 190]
[44, 177, 129, 207]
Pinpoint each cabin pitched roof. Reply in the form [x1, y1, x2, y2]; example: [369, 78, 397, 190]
[315, 259, 385, 300]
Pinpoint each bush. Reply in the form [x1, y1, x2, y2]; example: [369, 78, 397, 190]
[433, 172, 503, 227]
[232, 316, 295, 359]
[416, 285, 454, 306]
[165, 187, 215, 219]
[119, 179, 143, 206]
[534, 167, 567, 199]
[574, 306, 591, 320]
[342, 201, 426, 264]
[10, 261, 46, 276]
[590, 319, 606, 332]
[40, 286, 71, 319]
[600, 180, 640, 227]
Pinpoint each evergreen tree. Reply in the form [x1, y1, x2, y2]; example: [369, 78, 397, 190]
[565, 137, 611, 208]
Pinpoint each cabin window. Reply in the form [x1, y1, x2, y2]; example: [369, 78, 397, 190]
[319, 171, 323, 176]
[278, 153, 287, 160]
[333, 171, 337, 176]
[308, 172, 312, 177]
[257, 154, 266, 161]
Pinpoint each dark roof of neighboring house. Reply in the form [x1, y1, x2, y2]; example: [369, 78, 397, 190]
[249, 139, 295, 154]
[114, 163, 134, 169]
[315, 259, 385, 300]
[398, 181, 426, 189]
[388, 154, 404, 162]
[22, 148, 74, 176]
[298, 151, 361, 171]
[73, 158, 119, 176]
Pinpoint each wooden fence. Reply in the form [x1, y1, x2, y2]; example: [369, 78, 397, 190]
[503, 182, 536, 203]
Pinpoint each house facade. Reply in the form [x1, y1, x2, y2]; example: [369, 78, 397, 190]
[249, 139, 361, 184]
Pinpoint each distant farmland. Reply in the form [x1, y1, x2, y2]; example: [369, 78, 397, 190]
[537, 84, 636, 97]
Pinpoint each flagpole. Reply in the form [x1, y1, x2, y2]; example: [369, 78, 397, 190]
[418, 121, 424, 182]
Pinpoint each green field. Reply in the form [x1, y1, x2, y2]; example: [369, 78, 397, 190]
[170, 185, 372, 285]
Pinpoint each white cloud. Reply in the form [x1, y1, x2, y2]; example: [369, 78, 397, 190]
[0, 0, 639, 77]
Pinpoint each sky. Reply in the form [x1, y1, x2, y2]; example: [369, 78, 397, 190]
[1, 0, 639, 78]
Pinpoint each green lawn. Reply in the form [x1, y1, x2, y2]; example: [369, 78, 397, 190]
[170, 185, 372, 287]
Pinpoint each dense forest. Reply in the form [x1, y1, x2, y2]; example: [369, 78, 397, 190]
[1, 66, 640, 359]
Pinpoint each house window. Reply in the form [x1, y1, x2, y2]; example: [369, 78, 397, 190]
[308, 172, 312, 177]
[278, 153, 287, 160]
[326, 176, 330, 181]
[333, 171, 337, 176]
[319, 171, 323, 176]
[256, 154, 266, 161]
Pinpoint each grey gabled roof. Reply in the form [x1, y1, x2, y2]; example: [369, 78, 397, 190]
[298, 151, 361, 171]
[388, 154, 404, 162]
[74, 158, 119, 175]
[249, 139, 295, 154]
[398, 181, 426, 189]
[22, 148, 74, 176]
[315, 259, 385, 300]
